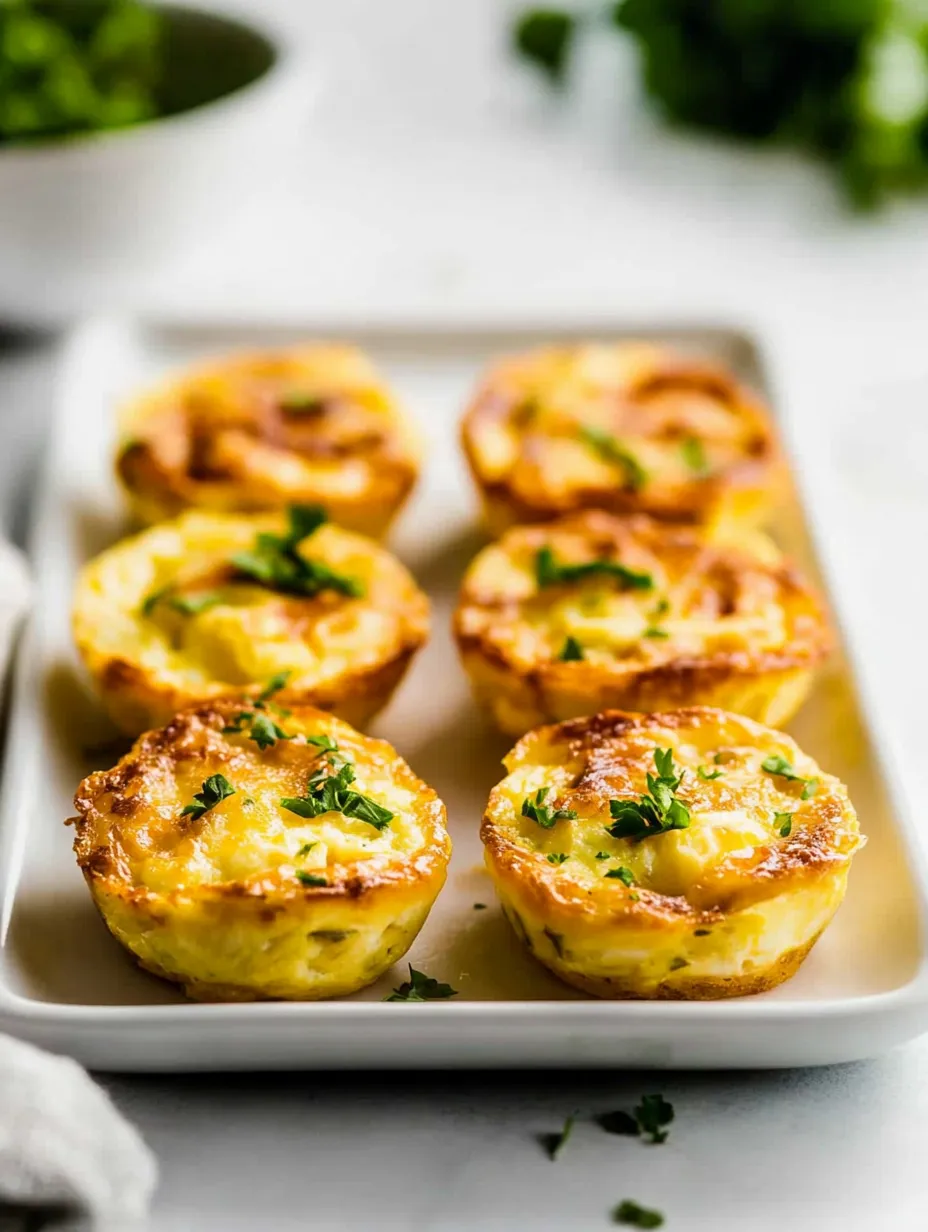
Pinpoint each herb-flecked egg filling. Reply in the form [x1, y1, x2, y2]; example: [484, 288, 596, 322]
[461, 342, 780, 533]
[481, 707, 862, 1000]
[454, 511, 830, 736]
[115, 343, 421, 535]
[72, 505, 430, 735]
[71, 703, 451, 1001]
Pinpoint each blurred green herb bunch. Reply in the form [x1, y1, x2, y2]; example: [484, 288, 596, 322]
[514, 1, 928, 207]
[0, 0, 163, 144]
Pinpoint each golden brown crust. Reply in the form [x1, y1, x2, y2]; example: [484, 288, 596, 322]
[115, 344, 421, 535]
[71, 702, 451, 1001]
[481, 707, 862, 1000]
[454, 511, 830, 736]
[92, 641, 420, 737]
[460, 342, 783, 535]
[546, 933, 820, 1000]
[72, 510, 430, 735]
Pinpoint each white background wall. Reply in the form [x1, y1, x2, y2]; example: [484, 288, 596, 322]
[117, 0, 928, 354]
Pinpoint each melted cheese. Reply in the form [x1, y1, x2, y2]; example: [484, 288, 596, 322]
[494, 723, 825, 901]
[118, 724, 426, 894]
[458, 513, 813, 673]
[481, 708, 861, 999]
[462, 343, 775, 523]
[118, 344, 419, 507]
[74, 510, 429, 702]
[72, 705, 451, 1002]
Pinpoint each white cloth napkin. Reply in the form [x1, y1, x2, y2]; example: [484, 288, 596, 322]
[0, 1035, 157, 1230]
[0, 540, 158, 1229]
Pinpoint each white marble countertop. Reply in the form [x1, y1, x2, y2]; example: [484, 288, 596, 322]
[3, 1, 928, 1227]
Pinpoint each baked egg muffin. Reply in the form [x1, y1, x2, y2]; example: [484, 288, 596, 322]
[461, 342, 780, 535]
[72, 505, 429, 735]
[71, 703, 451, 1001]
[481, 707, 862, 999]
[115, 343, 421, 535]
[454, 510, 830, 737]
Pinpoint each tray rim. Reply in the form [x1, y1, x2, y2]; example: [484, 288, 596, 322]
[1, 310, 927, 1067]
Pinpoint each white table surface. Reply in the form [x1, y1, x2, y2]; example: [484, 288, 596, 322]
[4, 0, 928, 1227]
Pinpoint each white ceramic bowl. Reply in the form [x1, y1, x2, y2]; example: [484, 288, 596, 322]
[0, 5, 311, 319]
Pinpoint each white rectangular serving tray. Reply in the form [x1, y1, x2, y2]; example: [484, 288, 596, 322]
[1, 313, 926, 1071]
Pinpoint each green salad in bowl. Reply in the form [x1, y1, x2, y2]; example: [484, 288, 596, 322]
[0, 0, 281, 145]
[0, 0, 163, 141]
[0, 1, 308, 315]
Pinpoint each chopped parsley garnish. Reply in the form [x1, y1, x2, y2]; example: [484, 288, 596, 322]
[230, 504, 363, 599]
[774, 811, 794, 837]
[760, 754, 802, 780]
[697, 764, 723, 781]
[558, 635, 585, 661]
[521, 786, 577, 829]
[223, 710, 258, 735]
[544, 1113, 576, 1161]
[255, 671, 292, 707]
[600, 1095, 674, 1146]
[168, 591, 224, 615]
[513, 9, 575, 82]
[385, 965, 458, 1002]
[223, 671, 293, 749]
[634, 1094, 675, 1144]
[713, 752, 726, 764]
[595, 850, 611, 860]
[643, 596, 671, 639]
[295, 871, 327, 887]
[580, 425, 648, 490]
[140, 584, 172, 616]
[605, 866, 636, 885]
[281, 759, 394, 830]
[297, 842, 317, 857]
[547, 852, 569, 865]
[761, 754, 818, 799]
[681, 435, 709, 475]
[613, 1200, 665, 1228]
[181, 773, 236, 821]
[535, 545, 653, 592]
[308, 729, 340, 758]
[279, 391, 325, 414]
[248, 712, 292, 751]
[141, 583, 225, 617]
[305, 732, 342, 762]
[606, 748, 691, 840]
